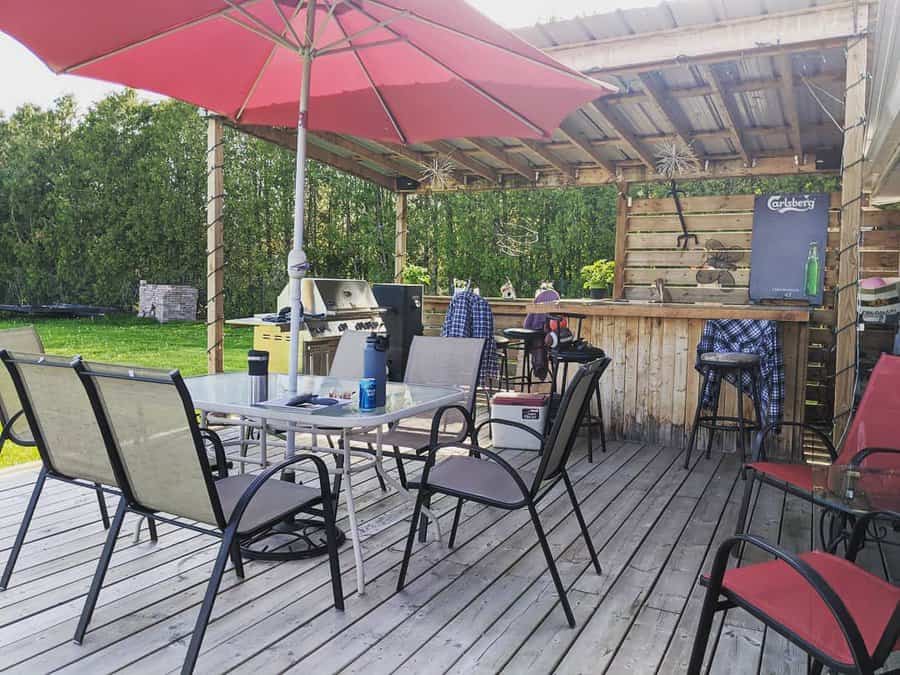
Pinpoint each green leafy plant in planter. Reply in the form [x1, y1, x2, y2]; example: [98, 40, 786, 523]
[401, 264, 432, 287]
[580, 259, 615, 299]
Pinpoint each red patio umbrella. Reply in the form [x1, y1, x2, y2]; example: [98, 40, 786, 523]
[0, 0, 614, 394]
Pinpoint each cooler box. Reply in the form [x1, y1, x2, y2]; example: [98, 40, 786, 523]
[490, 392, 549, 450]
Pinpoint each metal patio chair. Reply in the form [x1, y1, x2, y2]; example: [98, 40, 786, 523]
[0, 350, 158, 591]
[397, 357, 611, 628]
[688, 513, 900, 675]
[738, 354, 900, 554]
[0, 326, 44, 453]
[72, 360, 343, 675]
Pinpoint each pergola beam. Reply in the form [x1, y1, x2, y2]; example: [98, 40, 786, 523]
[775, 53, 804, 156]
[547, 3, 860, 75]
[590, 100, 657, 169]
[206, 117, 225, 374]
[697, 64, 751, 165]
[639, 72, 697, 152]
[519, 139, 578, 181]
[467, 138, 537, 181]
[558, 120, 617, 175]
[428, 140, 500, 184]
[314, 132, 423, 180]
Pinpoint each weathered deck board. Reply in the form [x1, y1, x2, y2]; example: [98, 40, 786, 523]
[0, 437, 895, 675]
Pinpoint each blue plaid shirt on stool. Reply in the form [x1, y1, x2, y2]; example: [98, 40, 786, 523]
[441, 290, 499, 383]
[696, 319, 784, 427]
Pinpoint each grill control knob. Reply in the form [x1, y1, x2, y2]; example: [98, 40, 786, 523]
[338, 323, 347, 331]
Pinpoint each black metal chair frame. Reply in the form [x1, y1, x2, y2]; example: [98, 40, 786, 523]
[0, 350, 160, 591]
[684, 358, 763, 469]
[688, 514, 900, 675]
[72, 362, 343, 675]
[397, 358, 611, 628]
[738, 422, 900, 559]
[548, 350, 607, 462]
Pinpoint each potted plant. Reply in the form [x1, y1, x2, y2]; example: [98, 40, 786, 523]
[580, 259, 615, 299]
[401, 264, 431, 287]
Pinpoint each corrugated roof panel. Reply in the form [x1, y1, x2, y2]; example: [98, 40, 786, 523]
[616, 5, 674, 34]
[577, 11, 635, 41]
[666, 0, 721, 27]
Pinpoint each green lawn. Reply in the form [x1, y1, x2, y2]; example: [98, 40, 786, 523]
[0, 315, 253, 468]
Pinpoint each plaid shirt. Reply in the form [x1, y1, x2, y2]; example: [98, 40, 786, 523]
[696, 319, 784, 427]
[441, 291, 498, 383]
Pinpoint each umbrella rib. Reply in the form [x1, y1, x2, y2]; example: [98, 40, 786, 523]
[237, 0, 309, 120]
[331, 10, 408, 144]
[271, 0, 304, 48]
[350, 3, 546, 138]
[62, 0, 264, 74]
[352, 0, 610, 89]
[222, 14, 301, 53]
[315, 9, 408, 55]
[223, 0, 302, 52]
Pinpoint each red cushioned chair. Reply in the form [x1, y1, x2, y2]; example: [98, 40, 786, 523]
[736, 354, 900, 550]
[689, 513, 900, 675]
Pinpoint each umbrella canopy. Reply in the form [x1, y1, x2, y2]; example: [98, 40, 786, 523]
[1, 0, 612, 143]
[1, 0, 614, 414]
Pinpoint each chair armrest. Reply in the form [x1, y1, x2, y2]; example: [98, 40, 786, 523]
[752, 421, 837, 463]
[199, 428, 230, 478]
[848, 447, 900, 467]
[708, 535, 873, 672]
[225, 453, 332, 533]
[474, 418, 545, 447]
[429, 405, 475, 448]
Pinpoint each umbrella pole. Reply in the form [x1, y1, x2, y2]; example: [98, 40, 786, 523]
[285, 2, 318, 469]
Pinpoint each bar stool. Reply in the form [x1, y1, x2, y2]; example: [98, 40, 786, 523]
[684, 352, 764, 469]
[549, 348, 606, 462]
[500, 327, 543, 392]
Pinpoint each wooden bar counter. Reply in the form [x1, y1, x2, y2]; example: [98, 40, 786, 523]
[527, 300, 810, 456]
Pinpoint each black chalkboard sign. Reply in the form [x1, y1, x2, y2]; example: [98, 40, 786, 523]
[749, 193, 829, 306]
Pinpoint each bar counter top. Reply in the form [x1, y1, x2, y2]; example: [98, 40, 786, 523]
[525, 299, 809, 322]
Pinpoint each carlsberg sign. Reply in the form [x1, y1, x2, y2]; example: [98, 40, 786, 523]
[766, 195, 818, 214]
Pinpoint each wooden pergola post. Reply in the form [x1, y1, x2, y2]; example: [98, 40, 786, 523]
[833, 19, 869, 437]
[394, 192, 408, 282]
[612, 182, 629, 299]
[206, 116, 225, 374]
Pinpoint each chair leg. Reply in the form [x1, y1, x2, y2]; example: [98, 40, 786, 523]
[94, 484, 110, 529]
[181, 530, 235, 675]
[147, 517, 159, 542]
[449, 498, 464, 549]
[366, 443, 387, 492]
[564, 472, 601, 575]
[229, 538, 245, 579]
[686, 577, 720, 675]
[529, 502, 575, 628]
[705, 373, 723, 460]
[736, 369, 747, 463]
[332, 452, 344, 518]
[393, 445, 408, 490]
[685, 370, 709, 469]
[74, 498, 127, 644]
[1, 467, 47, 591]
[397, 489, 426, 592]
[809, 659, 824, 675]
[321, 493, 344, 611]
[595, 384, 607, 454]
[418, 492, 432, 543]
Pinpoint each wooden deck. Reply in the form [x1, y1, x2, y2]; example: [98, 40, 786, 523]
[0, 438, 895, 674]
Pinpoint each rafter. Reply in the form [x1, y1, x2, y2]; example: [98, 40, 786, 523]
[428, 141, 501, 184]
[697, 64, 751, 165]
[518, 140, 578, 181]
[467, 139, 536, 181]
[558, 120, 617, 174]
[638, 72, 697, 152]
[589, 100, 657, 169]
[775, 53, 803, 156]
[313, 132, 422, 179]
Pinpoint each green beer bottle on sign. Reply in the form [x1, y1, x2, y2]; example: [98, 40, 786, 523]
[804, 241, 820, 297]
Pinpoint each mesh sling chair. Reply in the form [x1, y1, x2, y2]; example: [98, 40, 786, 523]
[0, 326, 44, 453]
[0, 350, 158, 591]
[737, 354, 900, 553]
[397, 358, 611, 628]
[72, 360, 343, 675]
[688, 514, 900, 675]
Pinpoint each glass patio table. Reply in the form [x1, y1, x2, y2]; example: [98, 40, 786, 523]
[186, 372, 465, 594]
[811, 464, 900, 554]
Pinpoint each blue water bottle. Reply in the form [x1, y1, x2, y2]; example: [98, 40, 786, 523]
[363, 332, 389, 408]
